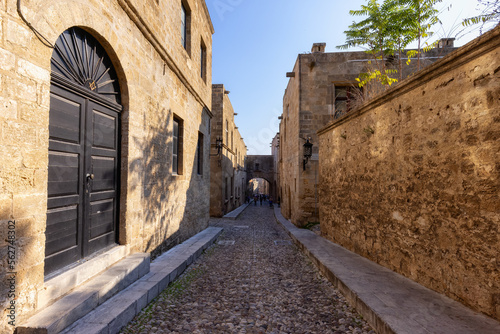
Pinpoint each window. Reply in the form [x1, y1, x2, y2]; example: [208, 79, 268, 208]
[225, 120, 229, 145]
[200, 40, 207, 81]
[231, 177, 234, 197]
[173, 116, 184, 174]
[197, 132, 203, 175]
[181, 2, 191, 53]
[334, 86, 361, 119]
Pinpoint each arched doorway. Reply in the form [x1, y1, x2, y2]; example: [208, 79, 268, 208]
[45, 27, 122, 276]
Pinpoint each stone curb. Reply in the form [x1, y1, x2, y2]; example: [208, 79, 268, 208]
[59, 226, 223, 334]
[223, 203, 251, 220]
[273, 207, 500, 334]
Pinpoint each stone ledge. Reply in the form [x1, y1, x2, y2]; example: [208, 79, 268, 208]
[274, 207, 500, 334]
[223, 203, 250, 220]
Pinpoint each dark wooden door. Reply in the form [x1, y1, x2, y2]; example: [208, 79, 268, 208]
[45, 27, 121, 276]
[45, 89, 120, 275]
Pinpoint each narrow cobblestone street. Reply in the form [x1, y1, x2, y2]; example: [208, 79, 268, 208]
[120, 204, 375, 334]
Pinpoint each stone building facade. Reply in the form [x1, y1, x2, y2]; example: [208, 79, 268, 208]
[318, 26, 500, 321]
[0, 0, 213, 332]
[209, 84, 247, 217]
[279, 42, 457, 227]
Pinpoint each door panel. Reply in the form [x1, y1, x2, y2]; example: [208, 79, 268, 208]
[45, 87, 85, 275]
[45, 206, 78, 254]
[84, 101, 119, 258]
[90, 199, 115, 238]
[91, 157, 116, 191]
[47, 152, 80, 196]
[49, 94, 82, 144]
[92, 111, 116, 150]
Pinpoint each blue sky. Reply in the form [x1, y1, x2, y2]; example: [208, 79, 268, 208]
[205, 0, 491, 155]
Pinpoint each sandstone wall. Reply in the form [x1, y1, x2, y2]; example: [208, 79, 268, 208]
[0, 0, 213, 331]
[210, 84, 247, 217]
[280, 57, 301, 222]
[318, 27, 500, 320]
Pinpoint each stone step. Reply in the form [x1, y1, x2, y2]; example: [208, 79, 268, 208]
[58, 226, 223, 334]
[17, 253, 150, 334]
[39, 245, 129, 311]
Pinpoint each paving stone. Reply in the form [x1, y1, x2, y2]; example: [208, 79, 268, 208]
[120, 205, 374, 334]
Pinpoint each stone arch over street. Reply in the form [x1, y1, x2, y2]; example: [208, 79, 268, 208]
[246, 155, 275, 199]
[248, 177, 271, 196]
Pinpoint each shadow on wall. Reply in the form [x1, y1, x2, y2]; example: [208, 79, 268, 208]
[0, 207, 42, 332]
[128, 107, 209, 260]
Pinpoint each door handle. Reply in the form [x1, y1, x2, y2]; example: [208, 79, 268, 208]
[86, 173, 95, 180]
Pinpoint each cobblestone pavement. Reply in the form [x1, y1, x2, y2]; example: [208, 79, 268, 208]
[120, 205, 375, 334]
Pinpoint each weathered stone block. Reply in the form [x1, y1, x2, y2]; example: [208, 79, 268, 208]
[12, 193, 46, 218]
[19, 102, 48, 125]
[0, 47, 16, 72]
[2, 119, 38, 148]
[7, 77, 37, 102]
[21, 148, 47, 170]
[17, 59, 50, 83]
[5, 19, 32, 49]
[0, 169, 35, 193]
[0, 146, 23, 170]
[0, 97, 18, 120]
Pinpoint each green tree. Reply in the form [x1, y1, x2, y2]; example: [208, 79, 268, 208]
[337, 0, 399, 87]
[338, 0, 443, 92]
[396, 0, 442, 70]
[384, 2, 418, 80]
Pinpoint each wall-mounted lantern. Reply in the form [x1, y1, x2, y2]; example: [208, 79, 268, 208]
[303, 138, 313, 170]
[211, 137, 223, 166]
[215, 137, 223, 156]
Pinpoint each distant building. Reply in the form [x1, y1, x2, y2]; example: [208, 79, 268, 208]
[210, 84, 248, 217]
[279, 41, 457, 226]
[271, 133, 280, 203]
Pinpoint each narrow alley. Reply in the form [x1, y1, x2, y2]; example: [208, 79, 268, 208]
[120, 204, 375, 334]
